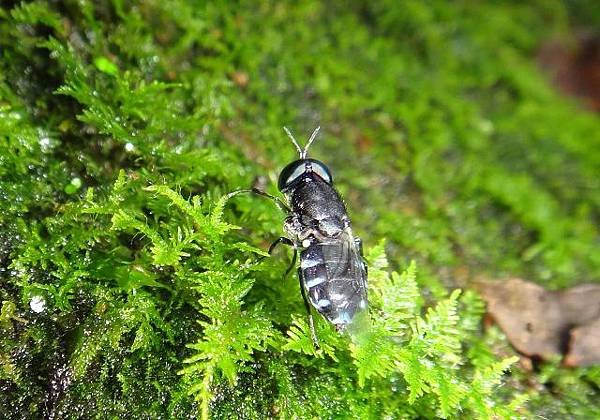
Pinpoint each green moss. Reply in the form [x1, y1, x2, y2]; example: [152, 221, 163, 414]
[1, 1, 599, 418]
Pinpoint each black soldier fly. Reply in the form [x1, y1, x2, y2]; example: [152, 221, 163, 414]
[262, 127, 367, 342]
[254, 126, 369, 344]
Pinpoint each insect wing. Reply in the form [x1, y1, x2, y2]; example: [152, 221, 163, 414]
[302, 229, 368, 328]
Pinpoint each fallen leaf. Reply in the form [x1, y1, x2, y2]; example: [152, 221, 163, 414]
[564, 318, 600, 367]
[477, 278, 566, 359]
[537, 33, 600, 112]
[558, 284, 600, 325]
[477, 278, 600, 366]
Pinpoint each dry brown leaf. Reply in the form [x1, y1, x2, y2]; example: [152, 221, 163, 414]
[477, 278, 600, 366]
[564, 318, 600, 367]
[477, 278, 566, 359]
[558, 284, 600, 325]
[537, 33, 600, 112]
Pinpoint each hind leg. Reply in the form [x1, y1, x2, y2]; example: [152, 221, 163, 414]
[298, 268, 319, 349]
[270, 239, 317, 346]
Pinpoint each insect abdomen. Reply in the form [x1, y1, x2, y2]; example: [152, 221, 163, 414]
[300, 244, 330, 311]
[300, 240, 367, 329]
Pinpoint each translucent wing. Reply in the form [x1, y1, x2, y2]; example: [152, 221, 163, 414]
[301, 229, 368, 329]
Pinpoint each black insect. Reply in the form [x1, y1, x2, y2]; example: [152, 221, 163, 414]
[258, 126, 368, 343]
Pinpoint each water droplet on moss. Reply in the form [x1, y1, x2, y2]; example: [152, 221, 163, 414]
[65, 177, 83, 195]
[30, 296, 46, 313]
[39, 136, 50, 149]
[9, 111, 22, 120]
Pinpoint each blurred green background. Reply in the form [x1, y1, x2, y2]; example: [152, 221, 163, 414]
[1, 1, 599, 418]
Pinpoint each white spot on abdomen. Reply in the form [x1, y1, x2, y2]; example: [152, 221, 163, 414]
[316, 299, 331, 308]
[306, 276, 326, 288]
[300, 258, 320, 269]
[331, 311, 351, 324]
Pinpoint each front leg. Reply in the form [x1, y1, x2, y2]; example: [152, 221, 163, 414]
[226, 188, 290, 212]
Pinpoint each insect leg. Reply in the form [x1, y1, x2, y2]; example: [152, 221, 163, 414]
[354, 236, 364, 255]
[355, 236, 368, 277]
[298, 268, 320, 349]
[268, 236, 294, 254]
[268, 237, 298, 280]
[269, 239, 316, 346]
[284, 248, 298, 279]
[225, 188, 290, 212]
[251, 188, 291, 212]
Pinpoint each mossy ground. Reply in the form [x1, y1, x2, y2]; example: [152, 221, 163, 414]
[1, 1, 599, 418]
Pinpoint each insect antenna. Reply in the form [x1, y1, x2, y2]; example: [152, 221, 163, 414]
[283, 126, 304, 158]
[302, 126, 320, 159]
[283, 126, 321, 159]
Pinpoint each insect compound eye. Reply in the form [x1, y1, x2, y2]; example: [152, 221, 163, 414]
[278, 159, 333, 191]
[309, 159, 332, 184]
[278, 160, 307, 191]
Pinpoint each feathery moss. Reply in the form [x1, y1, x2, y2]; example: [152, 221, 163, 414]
[1, 1, 599, 418]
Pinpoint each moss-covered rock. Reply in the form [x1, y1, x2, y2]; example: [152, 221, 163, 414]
[1, 1, 599, 418]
